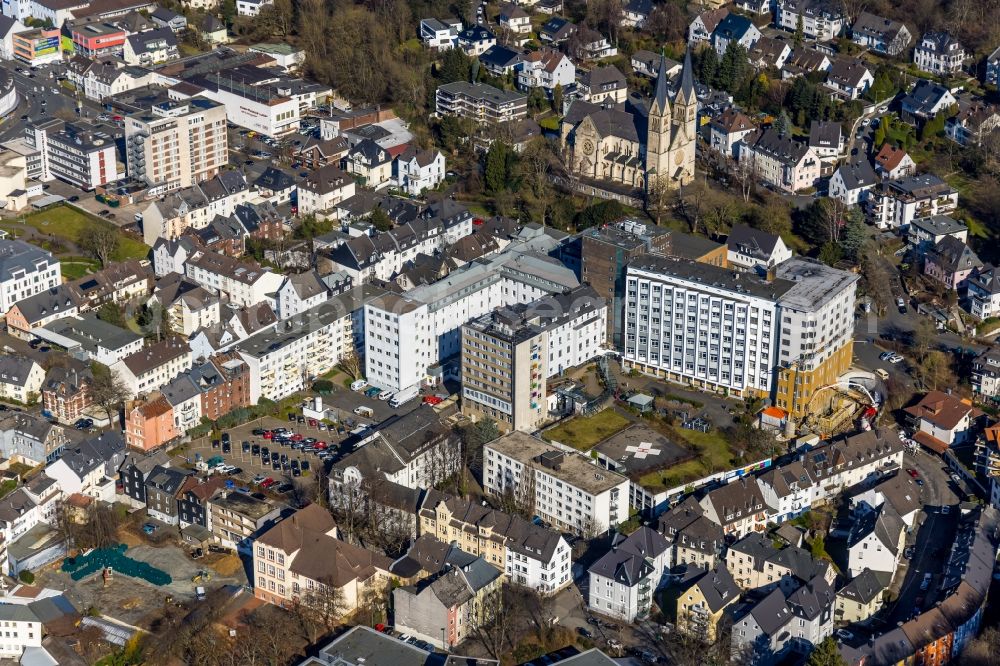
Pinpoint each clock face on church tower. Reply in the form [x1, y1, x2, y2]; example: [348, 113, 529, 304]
[582, 140, 594, 155]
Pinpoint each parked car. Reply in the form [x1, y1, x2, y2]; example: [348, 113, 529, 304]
[351, 379, 369, 391]
[142, 523, 157, 535]
[422, 395, 443, 406]
[907, 468, 919, 478]
[896, 297, 907, 313]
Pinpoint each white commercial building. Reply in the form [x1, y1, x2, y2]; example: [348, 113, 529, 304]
[364, 245, 580, 393]
[25, 119, 123, 190]
[622, 256, 858, 414]
[195, 74, 298, 137]
[484, 431, 630, 535]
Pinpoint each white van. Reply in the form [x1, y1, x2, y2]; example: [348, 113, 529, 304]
[389, 386, 419, 408]
[875, 368, 889, 380]
[350, 379, 368, 392]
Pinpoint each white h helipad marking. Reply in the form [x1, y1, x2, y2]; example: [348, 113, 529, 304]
[625, 442, 661, 459]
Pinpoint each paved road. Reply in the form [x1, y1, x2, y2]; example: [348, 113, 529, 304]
[0, 63, 75, 142]
[879, 451, 959, 628]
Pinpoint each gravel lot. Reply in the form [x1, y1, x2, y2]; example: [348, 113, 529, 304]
[36, 544, 248, 628]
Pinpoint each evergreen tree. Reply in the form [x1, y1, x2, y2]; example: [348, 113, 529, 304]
[697, 47, 719, 87]
[717, 43, 748, 93]
[794, 12, 804, 46]
[552, 83, 563, 114]
[484, 142, 512, 194]
[873, 120, 886, 147]
[773, 110, 792, 135]
[806, 638, 848, 666]
[840, 209, 867, 262]
[438, 48, 472, 84]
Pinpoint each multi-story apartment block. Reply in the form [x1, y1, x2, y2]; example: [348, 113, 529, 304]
[122, 27, 178, 66]
[111, 337, 193, 398]
[41, 365, 93, 424]
[461, 286, 606, 432]
[776, 0, 845, 41]
[675, 564, 741, 642]
[176, 475, 227, 529]
[238, 285, 380, 402]
[125, 96, 227, 195]
[45, 431, 125, 503]
[914, 31, 967, 75]
[208, 489, 282, 550]
[394, 147, 446, 196]
[184, 249, 284, 309]
[623, 256, 857, 418]
[364, 245, 579, 393]
[0, 605, 44, 659]
[118, 450, 170, 505]
[484, 431, 630, 535]
[435, 81, 528, 124]
[0, 239, 61, 314]
[144, 464, 188, 524]
[867, 174, 958, 230]
[0, 413, 68, 465]
[0, 355, 42, 406]
[25, 119, 123, 190]
[330, 407, 461, 496]
[418, 490, 572, 594]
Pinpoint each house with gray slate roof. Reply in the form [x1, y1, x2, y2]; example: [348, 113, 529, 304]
[587, 526, 670, 622]
[0, 355, 43, 405]
[392, 543, 502, 649]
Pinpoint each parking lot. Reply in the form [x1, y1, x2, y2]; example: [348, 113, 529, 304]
[180, 415, 336, 494]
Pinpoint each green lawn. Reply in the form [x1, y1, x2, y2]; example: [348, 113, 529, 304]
[541, 409, 631, 451]
[61, 256, 101, 280]
[21, 205, 150, 262]
[638, 427, 736, 492]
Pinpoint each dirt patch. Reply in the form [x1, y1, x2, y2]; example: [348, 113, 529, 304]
[207, 554, 243, 577]
[117, 529, 142, 548]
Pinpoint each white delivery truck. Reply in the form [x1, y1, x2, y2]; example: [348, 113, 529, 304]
[389, 385, 420, 408]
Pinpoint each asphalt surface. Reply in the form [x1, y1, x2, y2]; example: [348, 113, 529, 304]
[0, 62, 79, 143]
[881, 449, 961, 626]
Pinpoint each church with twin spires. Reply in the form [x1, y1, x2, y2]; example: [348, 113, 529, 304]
[561, 51, 697, 195]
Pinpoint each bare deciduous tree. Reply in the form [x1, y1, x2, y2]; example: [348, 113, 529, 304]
[77, 223, 120, 268]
